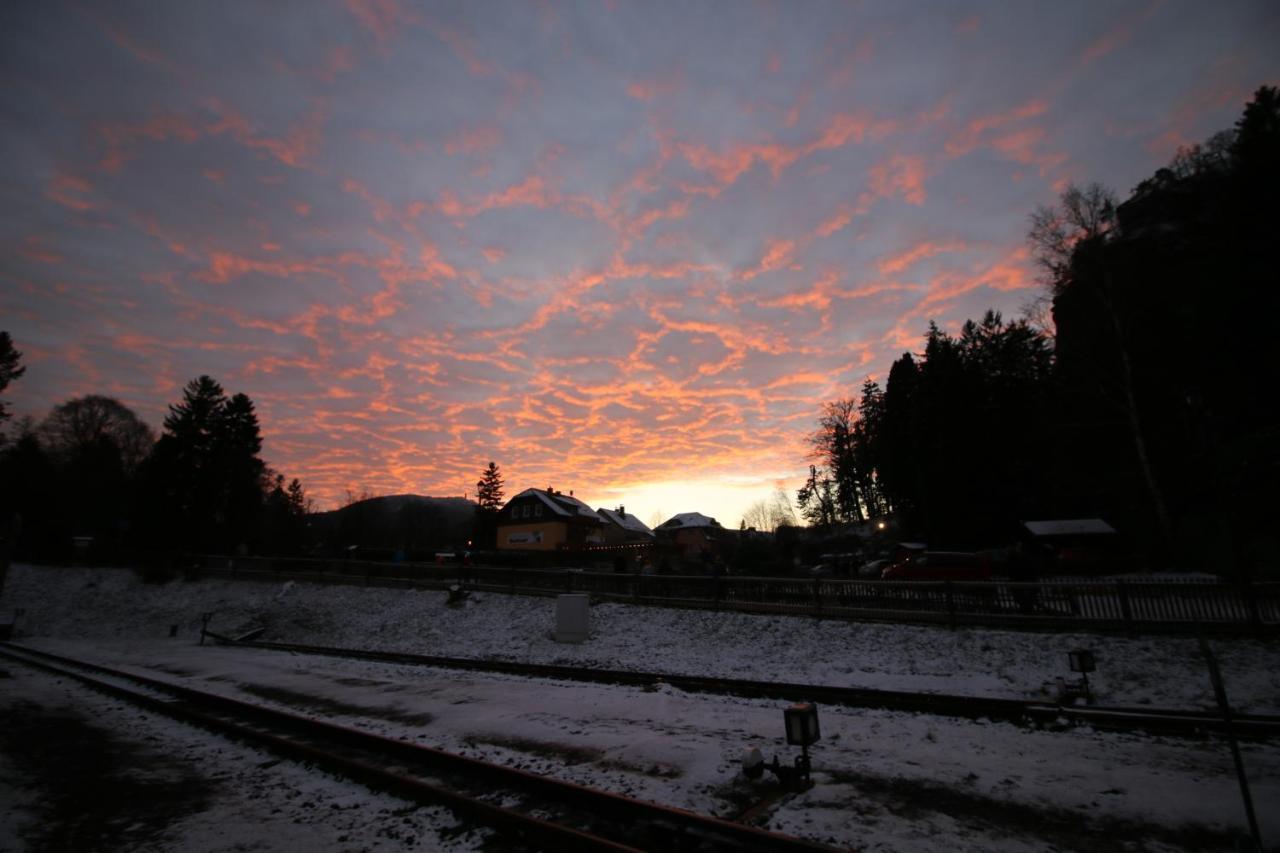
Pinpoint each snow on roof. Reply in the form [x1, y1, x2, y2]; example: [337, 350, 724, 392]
[511, 488, 601, 520]
[657, 512, 720, 529]
[1022, 519, 1117, 537]
[597, 508, 654, 535]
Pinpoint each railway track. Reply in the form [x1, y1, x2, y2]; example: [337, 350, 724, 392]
[210, 635, 1280, 739]
[0, 642, 838, 853]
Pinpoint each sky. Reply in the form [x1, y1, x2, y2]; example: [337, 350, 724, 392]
[2, 1, 1277, 527]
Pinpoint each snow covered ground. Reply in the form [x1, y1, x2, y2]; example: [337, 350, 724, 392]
[4, 563, 1278, 712]
[2, 563, 1278, 851]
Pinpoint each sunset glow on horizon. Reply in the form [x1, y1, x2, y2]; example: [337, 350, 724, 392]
[3, 1, 1277, 527]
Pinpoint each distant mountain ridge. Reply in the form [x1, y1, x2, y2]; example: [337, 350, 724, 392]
[314, 494, 475, 517]
[307, 494, 477, 553]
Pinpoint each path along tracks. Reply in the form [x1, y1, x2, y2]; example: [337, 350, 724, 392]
[0, 642, 837, 853]
[210, 636, 1280, 740]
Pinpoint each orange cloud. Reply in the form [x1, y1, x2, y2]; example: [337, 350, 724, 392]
[1079, 0, 1159, 67]
[444, 126, 502, 156]
[916, 246, 1035, 311]
[868, 154, 929, 205]
[346, 0, 415, 43]
[739, 238, 796, 281]
[205, 99, 327, 168]
[200, 252, 327, 284]
[945, 98, 1049, 157]
[18, 236, 63, 264]
[626, 74, 682, 102]
[878, 239, 967, 275]
[419, 243, 457, 280]
[47, 172, 95, 211]
[98, 114, 200, 171]
[677, 109, 896, 192]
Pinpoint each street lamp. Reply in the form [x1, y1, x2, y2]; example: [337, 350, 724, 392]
[785, 702, 821, 746]
[1069, 649, 1096, 704]
[743, 703, 822, 788]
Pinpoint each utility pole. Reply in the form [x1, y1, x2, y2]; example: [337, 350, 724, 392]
[1198, 634, 1262, 852]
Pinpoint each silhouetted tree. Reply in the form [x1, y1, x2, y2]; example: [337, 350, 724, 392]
[1035, 86, 1280, 573]
[0, 422, 62, 561]
[137, 376, 269, 553]
[473, 462, 505, 548]
[35, 395, 155, 556]
[262, 473, 312, 555]
[796, 464, 836, 528]
[476, 462, 504, 511]
[742, 488, 797, 532]
[40, 395, 155, 472]
[1030, 182, 1173, 548]
[0, 331, 24, 436]
[810, 312, 1051, 546]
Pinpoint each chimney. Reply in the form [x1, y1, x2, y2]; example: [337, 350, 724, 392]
[619, 505, 625, 517]
[569, 490, 574, 497]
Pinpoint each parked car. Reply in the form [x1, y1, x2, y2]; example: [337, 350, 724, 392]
[881, 551, 991, 581]
[857, 558, 889, 579]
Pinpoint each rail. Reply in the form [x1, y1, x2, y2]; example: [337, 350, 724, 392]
[206, 635, 1280, 740]
[0, 642, 836, 853]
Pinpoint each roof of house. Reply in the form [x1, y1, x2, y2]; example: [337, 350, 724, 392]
[656, 512, 721, 530]
[596, 507, 654, 536]
[1022, 519, 1117, 537]
[510, 488, 602, 521]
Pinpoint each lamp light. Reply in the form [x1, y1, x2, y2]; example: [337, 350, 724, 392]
[784, 702, 821, 746]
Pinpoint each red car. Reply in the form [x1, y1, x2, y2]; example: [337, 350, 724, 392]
[881, 551, 991, 581]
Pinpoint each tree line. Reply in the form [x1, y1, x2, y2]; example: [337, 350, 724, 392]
[798, 87, 1280, 577]
[0, 366, 311, 567]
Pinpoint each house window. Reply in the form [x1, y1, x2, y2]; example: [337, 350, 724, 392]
[535, 505, 543, 517]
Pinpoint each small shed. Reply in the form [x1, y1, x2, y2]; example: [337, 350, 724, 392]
[1019, 518, 1121, 576]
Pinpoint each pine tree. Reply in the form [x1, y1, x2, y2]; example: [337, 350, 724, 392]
[286, 479, 310, 516]
[476, 462, 505, 512]
[139, 376, 270, 552]
[0, 331, 26, 433]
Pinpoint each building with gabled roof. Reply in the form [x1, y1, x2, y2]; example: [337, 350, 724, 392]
[595, 505, 655, 544]
[496, 487, 605, 551]
[655, 512, 728, 562]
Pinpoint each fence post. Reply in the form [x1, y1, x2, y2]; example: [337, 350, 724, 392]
[1245, 582, 1264, 638]
[945, 581, 956, 629]
[812, 576, 821, 617]
[1116, 579, 1134, 635]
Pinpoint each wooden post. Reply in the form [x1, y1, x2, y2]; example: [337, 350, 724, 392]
[1244, 582, 1263, 638]
[0, 514, 20, 599]
[1199, 634, 1263, 852]
[1116, 579, 1134, 635]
